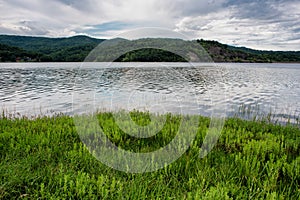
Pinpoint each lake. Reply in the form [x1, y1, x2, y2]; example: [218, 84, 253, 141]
[0, 62, 299, 124]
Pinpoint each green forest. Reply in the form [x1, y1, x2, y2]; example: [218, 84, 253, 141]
[0, 35, 102, 62]
[0, 35, 299, 63]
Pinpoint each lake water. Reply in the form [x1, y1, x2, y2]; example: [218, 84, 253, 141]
[0, 62, 299, 124]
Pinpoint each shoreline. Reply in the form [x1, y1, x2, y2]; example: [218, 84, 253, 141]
[1, 109, 299, 127]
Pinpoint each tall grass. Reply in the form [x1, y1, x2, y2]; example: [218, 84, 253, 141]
[234, 103, 300, 127]
[0, 111, 299, 199]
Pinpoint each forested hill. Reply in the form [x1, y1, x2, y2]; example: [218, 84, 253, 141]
[0, 35, 103, 62]
[0, 35, 299, 63]
[197, 39, 300, 63]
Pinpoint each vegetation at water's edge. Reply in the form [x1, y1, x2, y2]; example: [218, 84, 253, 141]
[0, 111, 299, 199]
[0, 43, 41, 62]
[1, 34, 300, 63]
[114, 48, 187, 62]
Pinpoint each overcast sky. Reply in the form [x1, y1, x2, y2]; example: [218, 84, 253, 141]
[0, 0, 299, 50]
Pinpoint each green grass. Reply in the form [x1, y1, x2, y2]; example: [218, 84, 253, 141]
[0, 111, 299, 199]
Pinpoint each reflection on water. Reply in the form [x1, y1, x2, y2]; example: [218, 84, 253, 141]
[0, 62, 299, 124]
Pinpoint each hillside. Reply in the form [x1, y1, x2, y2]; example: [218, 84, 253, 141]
[197, 39, 300, 63]
[0, 35, 103, 62]
[0, 35, 299, 63]
[0, 43, 41, 62]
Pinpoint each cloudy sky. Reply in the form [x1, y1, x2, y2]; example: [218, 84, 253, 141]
[0, 0, 299, 50]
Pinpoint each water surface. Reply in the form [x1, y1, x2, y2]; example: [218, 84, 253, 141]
[0, 62, 299, 123]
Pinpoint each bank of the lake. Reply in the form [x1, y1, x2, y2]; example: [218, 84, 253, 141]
[0, 112, 299, 199]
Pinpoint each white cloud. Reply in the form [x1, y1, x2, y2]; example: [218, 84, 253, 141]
[0, 0, 299, 50]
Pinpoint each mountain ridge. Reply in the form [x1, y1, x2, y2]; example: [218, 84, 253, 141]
[0, 34, 299, 63]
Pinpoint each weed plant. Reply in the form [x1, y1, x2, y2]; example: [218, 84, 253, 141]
[0, 111, 299, 199]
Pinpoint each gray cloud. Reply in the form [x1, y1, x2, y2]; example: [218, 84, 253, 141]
[158, 0, 227, 17]
[18, 21, 49, 35]
[233, 1, 298, 21]
[174, 0, 300, 50]
[225, 0, 297, 20]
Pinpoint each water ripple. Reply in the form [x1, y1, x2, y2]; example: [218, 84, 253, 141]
[0, 63, 299, 123]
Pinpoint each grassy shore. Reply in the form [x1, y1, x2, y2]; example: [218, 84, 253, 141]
[0, 111, 299, 199]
